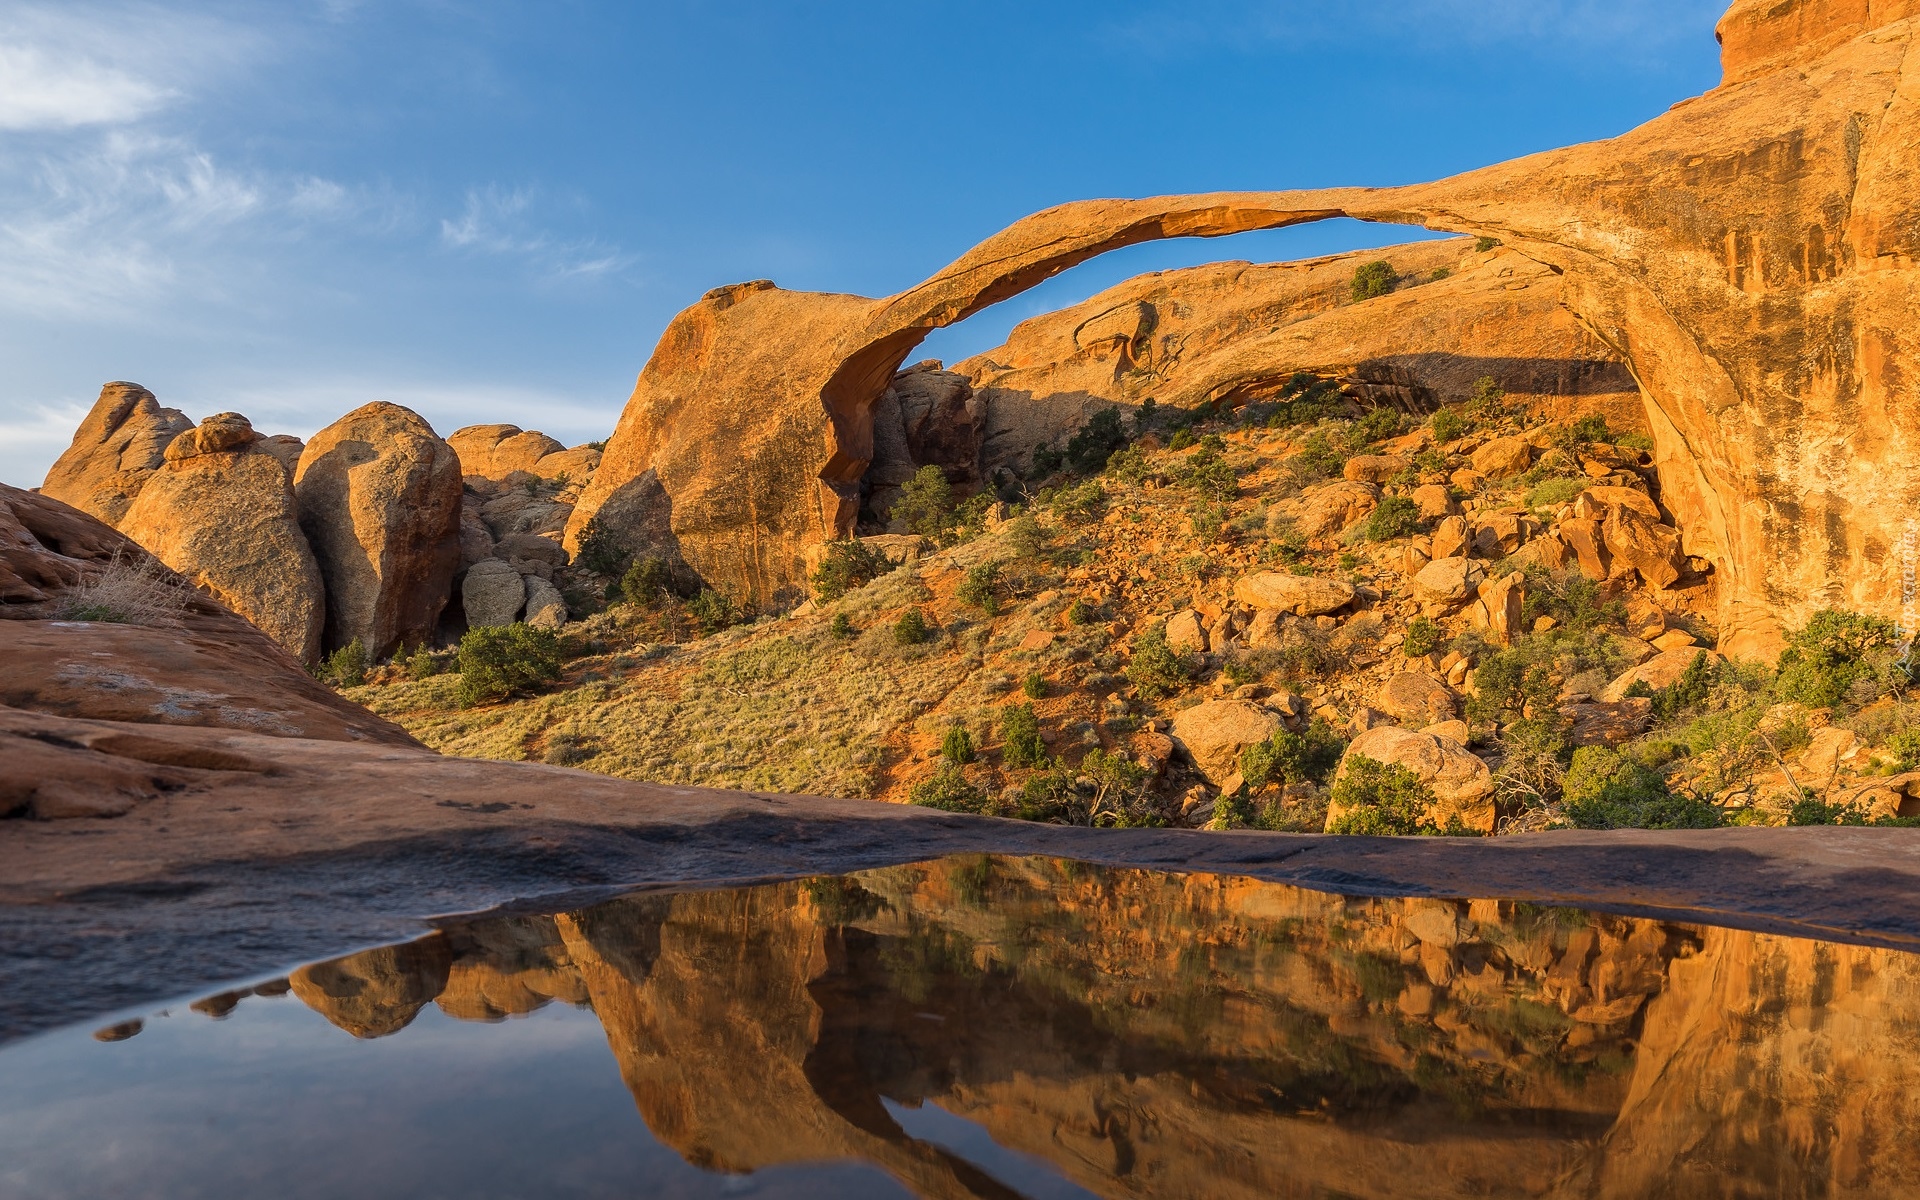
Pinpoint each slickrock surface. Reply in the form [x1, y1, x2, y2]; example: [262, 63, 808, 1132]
[570, 2, 1920, 655]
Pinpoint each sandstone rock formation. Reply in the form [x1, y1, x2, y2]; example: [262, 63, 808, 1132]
[0, 483, 416, 756]
[119, 414, 326, 663]
[40, 382, 193, 524]
[862, 362, 983, 526]
[960, 241, 1643, 479]
[447, 425, 600, 483]
[295, 403, 462, 658]
[1233, 571, 1355, 616]
[569, 1, 1920, 653]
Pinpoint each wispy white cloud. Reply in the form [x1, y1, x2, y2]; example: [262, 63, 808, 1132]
[0, 130, 407, 319]
[0, 401, 91, 489]
[440, 184, 637, 283]
[0, 3, 261, 130]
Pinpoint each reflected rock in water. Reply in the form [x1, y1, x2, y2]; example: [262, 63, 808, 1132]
[280, 857, 1920, 1198]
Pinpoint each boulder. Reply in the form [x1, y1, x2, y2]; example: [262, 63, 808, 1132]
[1412, 557, 1485, 607]
[1602, 507, 1685, 589]
[496, 533, 568, 568]
[260, 435, 306, 473]
[1329, 726, 1496, 832]
[1411, 484, 1457, 521]
[1233, 572, 1355, 616]
[1374, 671, 1457, 724]
[449, 425, 570, 481]
[462, 559, 526, 629]
[458, 498, 495, 570]
[1509, 533, 1568, 572]
[1580, 486, 1661, 521]
[1558, 518, 1611, 581]
[531, 447, 602, 482]
[1164, 609, 1208, 653]
[1560, 698, 1655, 747]
[40, 382, 193, 524]
[1429, 515, 1470, 560]
[1170, 700, 1283, 785]
[1470, 436, 1533, 479]
[1603, 648, 1722, 702]
[295, 402, 463, 658]
[1469, 571, 1526, 646]
[1421, 719, 1471, 744]
[523, 577, 570, 629]
[1652, 629, 1700, 653]
[1343, 454, 1409, 484]
[1292, 481, 1380, 540]
[120, 416, 327, 663]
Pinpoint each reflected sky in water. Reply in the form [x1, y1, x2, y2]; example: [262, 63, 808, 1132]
[4, 855, 1918, 1199]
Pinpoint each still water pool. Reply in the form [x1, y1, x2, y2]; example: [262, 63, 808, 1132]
[1, 855, 1913, 1199]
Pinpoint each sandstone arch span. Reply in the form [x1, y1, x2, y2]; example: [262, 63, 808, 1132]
[571, 0, 1920, 658]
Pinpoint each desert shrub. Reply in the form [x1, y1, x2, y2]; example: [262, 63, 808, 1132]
[1105, 445, 1152, 485]
[1005, 514, 1045, 558]
[1773, 609, 1903, 710]
[314, 639, 369, 689]
[1627, 650, 1717, 721]
[405, 646, 443, 681]
[1887, 728, 1920, 772]
[1403, 616, 1442, 658]
[1468, 376, 1507, 419]
[1066, 598, 1097, 625]
[1066, 408, 1129, 475]
[1125, 627, 1191, 699]
[57, 552, 191, 625]
[893, 607, 931, 646]
[1429, 409, 1468, 444]
[622, 556, 672, 607]
[1082, 748, 1155, 825]
[1031, 442, 1066, 476]
[1049, 480, 1107, 524]
[1240, 720, 1346, 789]
[941, 725, 976, 765]
[1475, 236, 1502, 252]
[1022, 672, 1047, 699]
[1363, 495, 1423, 542]
[893, 465, 957, 541]
[811, 540, 887, 603]
[1167, 428, 1196, 451]
[573, 517, 627, 577]
[1467, 641, 1562, 725]
[456, 623, 561, 707]
[1430, 267, 1452, 282]
[1353, 407, 1402, 446]
[830, 612, 855, 639]
[1519, 568, 1625, 638]
[1264, 619, 1333, 680]
[1014, 766, 1078, 821]
[956, 562, 1002, 615]
[1326, 755, 1439, 836]
[1180, 445, 1238, 501]
[1526, 477, 1589, 511]
[543, 731, 596, 767]
[687, 589, 738, 634]
[1560, 745, 1720, 829]
[910, 764, 989, 813]
[1351, 260, 1398, 302]
[1288, 429, 1346, 484]
[1001, 703, 1050, 769]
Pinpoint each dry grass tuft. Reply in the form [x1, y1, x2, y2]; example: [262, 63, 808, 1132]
[56, 552, 193, 626]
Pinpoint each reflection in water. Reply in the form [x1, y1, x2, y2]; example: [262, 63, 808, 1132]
[27, 857, 1920, 1198]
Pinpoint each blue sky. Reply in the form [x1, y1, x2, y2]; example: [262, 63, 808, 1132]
[0, 0, 1728, 487]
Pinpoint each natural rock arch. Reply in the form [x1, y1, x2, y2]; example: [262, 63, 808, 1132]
[571, 0, 1920, 658]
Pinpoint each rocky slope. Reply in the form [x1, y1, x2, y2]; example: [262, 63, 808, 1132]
[564, 0, 1920, 659]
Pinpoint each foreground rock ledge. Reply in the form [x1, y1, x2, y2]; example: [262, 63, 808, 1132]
[8, 701, 1920, 1045]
